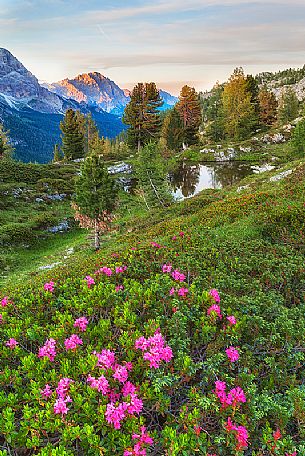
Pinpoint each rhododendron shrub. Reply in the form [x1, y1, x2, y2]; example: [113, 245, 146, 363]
[0, 236, 303, 455]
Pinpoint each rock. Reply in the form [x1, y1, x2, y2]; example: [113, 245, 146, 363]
[269, 169, 293, 182]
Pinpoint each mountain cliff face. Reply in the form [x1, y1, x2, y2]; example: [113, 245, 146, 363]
[0, 49, 125, 162]
[47, 73, 178, 114]
[0, 48, 80, 114]
[47, 72, 129, 115]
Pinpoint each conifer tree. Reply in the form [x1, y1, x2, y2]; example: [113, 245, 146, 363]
[123, 83, 163, 152]
[291, 118, 305, 155]
[74, 155, 117, 250]
[176, 85, 201, 146]
[60, 109, 85, 160]
[53, 144, 63, 162]
[0, 123, 13, 160]
[201, 82, 225, 142]
[160, 108, 184, 154]
[278, 88, 299, 125]
[258, 88, 278, 126]
[222, 68, 256, 140]
[135, 142, 173, 210]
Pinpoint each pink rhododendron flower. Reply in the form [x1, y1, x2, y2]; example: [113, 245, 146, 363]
[285, 452, 297, 456]
[97, 266, 113, 276]
[113, 364, 129, 383]
[226, 346, 240, 363]
[171, 270, 186, 282]
[214, 381, 246, 408]
[0, 314, 3, 324]
[94, 349, 116, 369]
[5, 338, 18, 349]
[1, 296, 9, 307]
[41, 384, 52, 399]
[126, 393, 143, 415]
[207, 304, 222, 320]
[73, 317, 88, 332]
[162, 263, 172, 273]
[44, 281, 55, 293]
[178, 287, 189, 297]
[56, 378, 74, 399]
[194, 425, 202, 436]
[124, 426, 153, 455]
[225, 418, 249, 450]
[64, 334, 83, 351]
[38, 338, 57, 361]
[172, 235, 177, 240]
[227, 315, 237, 326]
[115, 285, 124, 292]
[105, 402, 128, 429]
[136, 331, 173, 369]
[179, 231, 185, 237]
[85, 275, 95, 288]
[54, 397, 70, 416]
[151, 241, 162, 248]
[209, 289, 220, 303]
[87, 375, 109, 395]
[169, 287, 175, 296]
[115, 265, 127, 274]
[122, 381, 137, 397]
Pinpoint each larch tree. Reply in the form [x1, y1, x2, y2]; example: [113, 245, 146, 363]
[159, 107, 184, 155]
[222, 68, 256, 140]
[176, 85, 201, 146]
[74, 155, 118, 250]
[60, 109, 85, 160]
[258, 88, 278, 126]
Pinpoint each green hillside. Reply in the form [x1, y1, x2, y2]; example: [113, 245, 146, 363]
[0, 155, 304, 455]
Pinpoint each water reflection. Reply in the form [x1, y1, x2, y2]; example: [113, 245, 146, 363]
[169, 162, 255, 200]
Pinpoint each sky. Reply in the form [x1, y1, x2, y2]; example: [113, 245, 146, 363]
[1, 0, 305, 95]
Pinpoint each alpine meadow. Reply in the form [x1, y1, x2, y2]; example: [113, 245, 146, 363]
[0, 1, 305, 455]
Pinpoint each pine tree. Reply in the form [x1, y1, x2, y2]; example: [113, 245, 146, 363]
[291, 118, 305, 155]
[123, 83, 163, 152]
[60, 109, 85, 160]
[0, 123, 13, 160]
[135, 142, 173, 210]
[222, 68, 256, 140]
[84, 113, 99, 156]
[201, 82, 225, 142]
[53, 144, 63, 162]
[74, 155, 118, 250]
[258, 88, 278, 126]
[278, 88, 299, 125]
[176, 85, 201, 146]
[160, 108, 184, 154]
[246, 75, 260, 120]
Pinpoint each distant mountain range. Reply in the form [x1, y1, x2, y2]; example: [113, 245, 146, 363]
[0, 48, 177, 163]
[44, 73, 178, 115]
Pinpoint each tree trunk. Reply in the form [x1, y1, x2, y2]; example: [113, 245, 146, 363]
[94, 220, 100, 251]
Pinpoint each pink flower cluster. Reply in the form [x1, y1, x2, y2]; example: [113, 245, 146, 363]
[162, 263, 172, 273]
[96, 266, 113, 276]
[227, 315, 237, 326]
[151, 241, 162, 248]
[207, 304, 222, 320]
[225, 346, 240, 363]
[87, 374, 109, 395]
[41, 384, 52, 399]
[1, 296, 9, 307]
[85, 275, 95, 288]
[169, 287, 189, 297]
[124, 426, 154, 456]
[5, 338, 18, 349]
[225, 417, 249, 450]
[64, 334, 83, 351]
[115, 265, 127, 274]
[74, 316, 88, 332]
[115, 285, 124, 292]
[44, 281, 55, 293]
[171, 269, 186, 282]
[38, 338, 57, 361]
[54, 377, 73, 416]
[135, 331, 173, 369]
[214, 381, 246, 408]
[90, 350, 142, 429]
[209, 289, 220, 303]
[0, 314, 3, 324]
